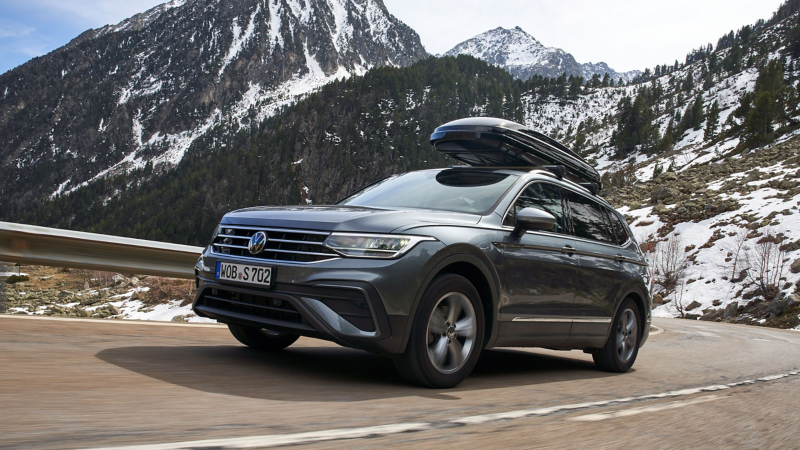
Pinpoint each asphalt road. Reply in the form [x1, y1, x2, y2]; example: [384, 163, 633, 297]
[2, 315, 800, 450]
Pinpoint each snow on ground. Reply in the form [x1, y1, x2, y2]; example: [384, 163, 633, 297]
[641, 173, 800, 319]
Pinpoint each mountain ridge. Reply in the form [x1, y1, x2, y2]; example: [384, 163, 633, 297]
[443, 26, 640, 82]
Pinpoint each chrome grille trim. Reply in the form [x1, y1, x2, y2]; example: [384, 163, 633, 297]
[212, 226, 338, 263]
[217, 225, 330, 235]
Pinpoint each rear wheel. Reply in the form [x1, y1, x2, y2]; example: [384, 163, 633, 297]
[394, 274, 484, 388]
[228, 323, 299, 351]
[593, 298, 641, 372]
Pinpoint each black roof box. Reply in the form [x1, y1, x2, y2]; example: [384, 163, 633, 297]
[430, 117, 602, 188]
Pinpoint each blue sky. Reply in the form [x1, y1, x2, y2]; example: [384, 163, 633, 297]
[0, 0, 788, 75]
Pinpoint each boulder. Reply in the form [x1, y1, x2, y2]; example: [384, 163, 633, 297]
[656, 172, 678, 182]
[700, 309, 719, 321]
[791, 259, 800, 274]
[652, 294, 664, 306]
[724, 301, 739, 319]
[651, 187, 677, 202]
[686, 301, 702, 311]
[769, 297, 789, 316]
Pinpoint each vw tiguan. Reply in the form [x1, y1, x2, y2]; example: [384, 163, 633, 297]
[193, 117, 652, 388]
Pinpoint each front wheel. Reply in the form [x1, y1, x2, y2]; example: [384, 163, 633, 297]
[228, 324, 299, 351]
[593, 298, 641, 372]
[394, 274, 484, 388]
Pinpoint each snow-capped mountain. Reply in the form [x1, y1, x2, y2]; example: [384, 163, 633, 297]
[444, 26, 640, 82]
[0, 0, 426, 216]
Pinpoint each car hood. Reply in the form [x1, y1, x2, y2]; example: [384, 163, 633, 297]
[221, 205, 481, 233]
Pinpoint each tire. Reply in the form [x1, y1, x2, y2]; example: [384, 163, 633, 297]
[228, 323, 299, 351]
[394, 274, 485, 388]
[593, 298, 641, 372]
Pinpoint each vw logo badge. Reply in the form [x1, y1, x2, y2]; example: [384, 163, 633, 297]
[248, 231, 268, 255]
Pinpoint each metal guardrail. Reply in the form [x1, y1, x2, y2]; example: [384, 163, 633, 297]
[0, 221, 203, 279]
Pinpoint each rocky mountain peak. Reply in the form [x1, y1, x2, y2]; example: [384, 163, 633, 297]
[444, 26, 639, 82]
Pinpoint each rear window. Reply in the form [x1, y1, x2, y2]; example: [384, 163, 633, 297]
[339, 170, 519, 214]
[606, 208, 630, 245]
[566, 192, 615, 244]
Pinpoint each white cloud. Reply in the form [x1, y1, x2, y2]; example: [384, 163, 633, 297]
[0, 19, 35, 39]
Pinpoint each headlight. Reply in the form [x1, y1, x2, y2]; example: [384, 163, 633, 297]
[323, 233, 436, 259]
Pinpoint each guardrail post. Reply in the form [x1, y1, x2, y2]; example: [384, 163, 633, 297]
[0, 278, 6, 313]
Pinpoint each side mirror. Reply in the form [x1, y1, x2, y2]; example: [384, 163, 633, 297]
[513, 207, 556, 237]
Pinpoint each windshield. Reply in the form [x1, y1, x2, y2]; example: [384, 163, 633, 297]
[338, 170, 519, 214]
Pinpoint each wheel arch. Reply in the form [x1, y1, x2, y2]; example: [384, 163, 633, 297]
[399, 247, 501, 353]
[600, 283, 650, 349]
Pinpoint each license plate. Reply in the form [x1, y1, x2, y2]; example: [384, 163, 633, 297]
[215, 261, 273, 287]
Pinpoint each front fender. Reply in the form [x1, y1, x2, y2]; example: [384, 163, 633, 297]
[397, 242, 503, 353]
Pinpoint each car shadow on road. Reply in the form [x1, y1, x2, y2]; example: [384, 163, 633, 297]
[95, 345, 614, 401]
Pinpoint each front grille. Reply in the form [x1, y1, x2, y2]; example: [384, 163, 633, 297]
[198, 288, 304, 324]
[212, 226, 339, 263]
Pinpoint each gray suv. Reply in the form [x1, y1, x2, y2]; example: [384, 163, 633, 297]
[193, 118, 652, 388]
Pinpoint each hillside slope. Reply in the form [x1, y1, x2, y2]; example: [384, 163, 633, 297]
[17, 56, 524, 244]
[0, 0, 426, 217]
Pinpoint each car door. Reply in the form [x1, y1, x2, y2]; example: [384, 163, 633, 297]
[563, 190, 624, 347]
[495, 182, 578, 347]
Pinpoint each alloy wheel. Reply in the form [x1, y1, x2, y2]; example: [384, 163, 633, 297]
[426, 292, 477, 374]
[616, 308, 638, 363]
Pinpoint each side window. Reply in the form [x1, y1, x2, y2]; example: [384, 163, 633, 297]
[606, 208, 629, 245]
[566, 192, 615, 243]
[503, 183, 566, 233]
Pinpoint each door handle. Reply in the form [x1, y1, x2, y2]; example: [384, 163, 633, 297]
[615, 254, 625, 263]
[561, 245, 575, 255]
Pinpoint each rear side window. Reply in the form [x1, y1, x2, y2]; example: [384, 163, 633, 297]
[504, 183, 566, 234]
[566, 192, 615, 244]
[606, 208, 630, 245]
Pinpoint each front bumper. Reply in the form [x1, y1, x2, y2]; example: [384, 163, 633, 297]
[192, 240, 445, 355]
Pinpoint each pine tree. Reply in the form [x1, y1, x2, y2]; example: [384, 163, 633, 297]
[742, 60, 786, 146]
[704, 100, 720, 140]
[613, 94, 660, 155]
[691, 95, 705, 131]
[790, 23, 800, 59]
